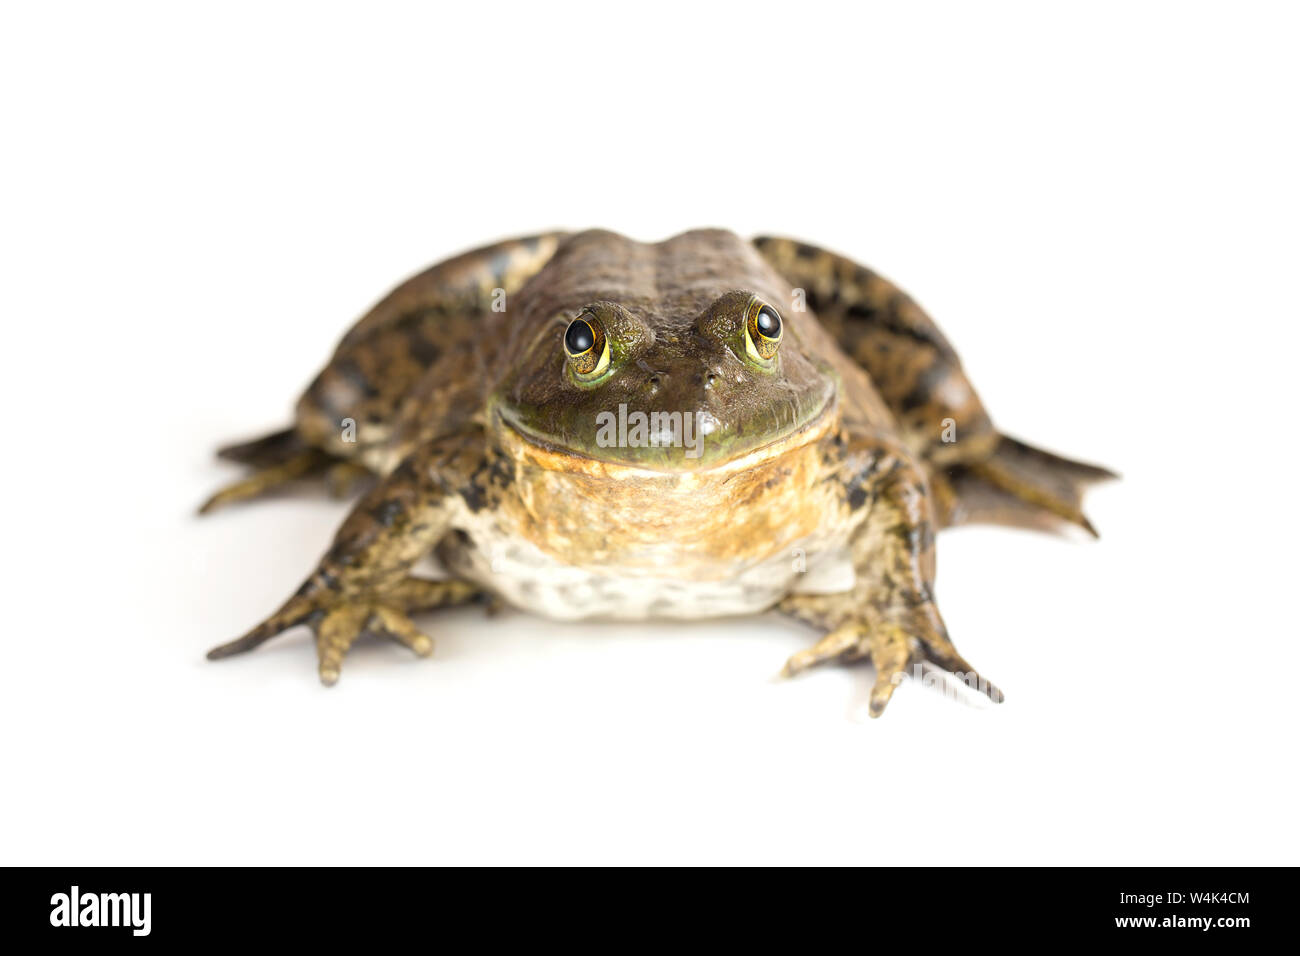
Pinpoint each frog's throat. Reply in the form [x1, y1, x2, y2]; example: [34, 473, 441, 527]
[494, 397, 839, 480]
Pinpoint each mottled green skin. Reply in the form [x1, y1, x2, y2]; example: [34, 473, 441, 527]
[203, 229, 1111, 716]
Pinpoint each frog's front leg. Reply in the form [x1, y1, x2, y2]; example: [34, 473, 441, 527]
[780, 435, 1003, 717]
[207, 431, 491, 684]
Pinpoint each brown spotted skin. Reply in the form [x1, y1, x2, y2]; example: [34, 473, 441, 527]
[777, 434, 996, 716]
[207, 432, 496, 684]
[199, 233, 566, 512]
[205, 229, 1112, 716]
[297, 233, 567, 461]
[753, 236, 1114, 533]
[753, 235, 998, 466]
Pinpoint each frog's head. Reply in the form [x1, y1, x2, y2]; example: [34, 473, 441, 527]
[493, 290, 837, 470]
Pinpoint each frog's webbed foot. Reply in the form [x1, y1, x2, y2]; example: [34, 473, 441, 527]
[779, 436, 1003, 717]
[199, 446, 333, 514]
[199, 427, 371, 514]
[780, 596, 1002, 717]
[209, 432, 490, 682]
[207, 576, 484, 685]
[934, 435, 1117, 537]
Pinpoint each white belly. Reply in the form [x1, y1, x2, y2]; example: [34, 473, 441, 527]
[438, 509, 856, 622]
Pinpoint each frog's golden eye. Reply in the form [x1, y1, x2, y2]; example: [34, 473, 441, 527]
[744, 299, 783, 362]
[564, 314, 610, 380]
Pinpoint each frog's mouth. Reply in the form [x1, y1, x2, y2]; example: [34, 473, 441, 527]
[493, 390, 838, 476]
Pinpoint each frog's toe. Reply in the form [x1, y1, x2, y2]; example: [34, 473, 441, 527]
[860, 623, 916, 718]
[206, 591, 319, 660]
[908, 612, 1005, 708]
[208, 599, 436, 686]
[208, 573, 479, 683]
[314, 604, 370, 686]
[364, 606, 434, 657]
[198, 447, 333, 514]
[780, 623, 863, 677]
[779, 612, 1002, 717]
[316, 604, 436, 685]
[216, 427, 301, 467]
[781, 622, 917, 717]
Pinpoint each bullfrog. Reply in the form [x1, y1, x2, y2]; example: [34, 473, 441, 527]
[202, 229, 1112, 716]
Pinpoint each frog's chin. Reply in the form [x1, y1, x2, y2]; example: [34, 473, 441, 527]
[494, 396, 837, 476]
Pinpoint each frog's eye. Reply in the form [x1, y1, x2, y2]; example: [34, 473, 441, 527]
[564, 313, 610, 380]
[744, 299, 783, 362]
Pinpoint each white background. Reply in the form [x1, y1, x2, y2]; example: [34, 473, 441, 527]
[2, 1, 1297, 865]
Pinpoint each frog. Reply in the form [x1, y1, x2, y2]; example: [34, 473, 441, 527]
[202, 229, 1113, 716]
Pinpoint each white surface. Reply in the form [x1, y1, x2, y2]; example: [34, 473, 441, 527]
[2, 1, 1297, 865]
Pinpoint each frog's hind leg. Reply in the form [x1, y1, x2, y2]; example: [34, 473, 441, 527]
[753, 235, 1000, 467]
[932, 436, 1116, 537]
[754, 235, 1115, 536]
[199, 429, 338, 514]
[201, 232, 569, 516]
